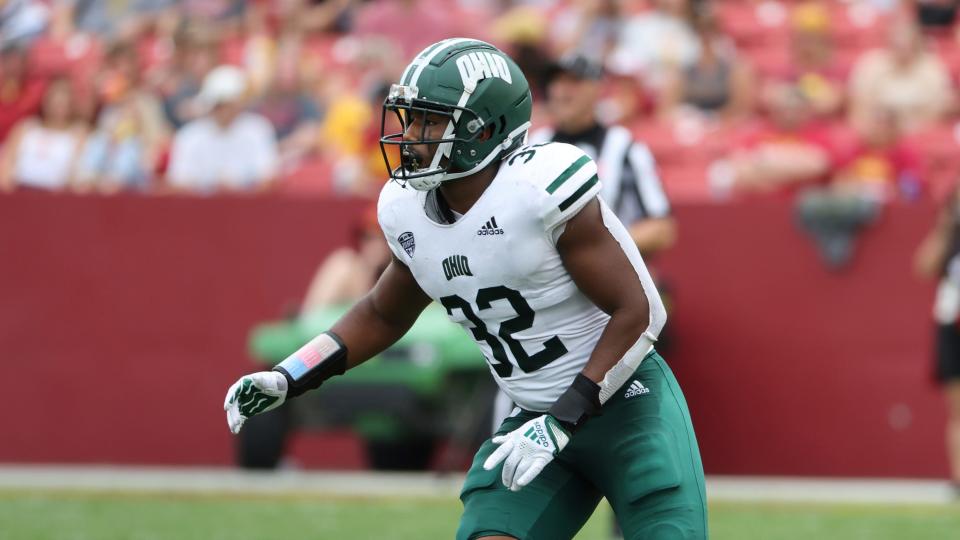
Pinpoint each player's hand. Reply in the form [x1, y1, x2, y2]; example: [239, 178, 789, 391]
[482, 414, 571, 491]
[223, 371, 288, 434]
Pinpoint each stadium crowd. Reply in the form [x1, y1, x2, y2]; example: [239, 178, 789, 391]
[0, 0, 959, 203]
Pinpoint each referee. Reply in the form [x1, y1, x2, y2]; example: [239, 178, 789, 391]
[530, 53, 676, 256]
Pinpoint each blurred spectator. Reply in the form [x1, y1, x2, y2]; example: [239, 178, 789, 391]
[0, 44, 46, 143]
[490, 6, 552, 100]
[137, 10, 183, 86]
[20, 1, 101, 122]
[179, 0, 247, 29]
[2, 0, 956, 203]
[238, 3, 277, 96]
[167, 65, 278, 193]
[0, 78, 87, 192]
[849, 16, 953, 133]
[317, 67, 398, 195]
[765, 1, 844, 119]
[0, 0, 50, 48]
[607, 0, 698, 91]
[914, 186, 960, 494]
[75, 41, 170, 192]
[251, 36, 322, 172]
[160, 26, 221, 129]
[710, 86, 834, 197]
[658, 7, 753, 122]
[293, 0, 358, 35]
[301, 204, 389, 314]
[832, 109, 922, 201]
[548, 0, 621, 62]
[533, 54, 676, 256]
[58, 0, 176, 39]
[354, 0, 473, 59]
[595, 65, 650, 127]
[912, 0, 960, 32]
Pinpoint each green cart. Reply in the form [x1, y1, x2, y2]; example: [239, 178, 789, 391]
[240, 304, 492, 470]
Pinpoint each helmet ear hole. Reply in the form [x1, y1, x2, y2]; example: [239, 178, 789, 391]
[477, 123, 496, 142]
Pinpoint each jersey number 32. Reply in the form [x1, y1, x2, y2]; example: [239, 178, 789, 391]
[440, 286, 567, 378]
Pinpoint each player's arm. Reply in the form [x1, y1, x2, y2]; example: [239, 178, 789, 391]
[556, 197, 652, 388]
[329, 256, 433, 368]
[223, 256, 431, 433]
[483, 198, 662, 491]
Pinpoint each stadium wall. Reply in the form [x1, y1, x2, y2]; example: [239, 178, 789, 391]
[0, 194, 947, 477]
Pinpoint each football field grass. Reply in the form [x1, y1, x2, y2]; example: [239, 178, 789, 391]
[1, 490, 957, 540]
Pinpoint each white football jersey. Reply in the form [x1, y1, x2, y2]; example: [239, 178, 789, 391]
[378, 142, 664, 411]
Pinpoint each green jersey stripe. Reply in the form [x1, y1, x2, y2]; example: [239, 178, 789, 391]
[558, 174, 599, 211]
[546, 155, 591, 194]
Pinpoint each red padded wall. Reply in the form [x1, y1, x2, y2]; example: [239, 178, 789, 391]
[657, 201, 945, 477]
[1, 193, 366, 465]
[0, 193, 948, 477]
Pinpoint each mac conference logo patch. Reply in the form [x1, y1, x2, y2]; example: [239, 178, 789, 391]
[398, 232, 415, 257]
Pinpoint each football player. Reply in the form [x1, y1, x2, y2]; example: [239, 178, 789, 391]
[224, 38, 707, 540]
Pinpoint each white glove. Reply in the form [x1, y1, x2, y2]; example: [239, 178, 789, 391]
[223, 371, 288, 434]
[483, 414, 571, 491]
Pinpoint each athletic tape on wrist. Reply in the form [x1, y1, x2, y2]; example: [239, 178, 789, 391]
[548, 373, 602, 432]
[273, 331, 347, 398]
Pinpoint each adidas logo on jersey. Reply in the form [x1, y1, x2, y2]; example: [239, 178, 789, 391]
[624, 380, 650, 399]
[477, 216, 504, 236]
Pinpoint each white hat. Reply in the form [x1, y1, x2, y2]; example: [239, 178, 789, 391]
[198, 65, 248, 109]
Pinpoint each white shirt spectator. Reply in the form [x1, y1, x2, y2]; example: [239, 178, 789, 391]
[168, 112, 278, 192]
[608, 10, 699, 89]
[11, 120, 84, 190]
[0, 0, 49, 47]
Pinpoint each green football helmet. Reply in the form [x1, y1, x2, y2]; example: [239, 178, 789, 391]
[380, 38, 533, 191]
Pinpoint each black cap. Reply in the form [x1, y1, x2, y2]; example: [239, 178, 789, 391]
[545, 53, 603, 83]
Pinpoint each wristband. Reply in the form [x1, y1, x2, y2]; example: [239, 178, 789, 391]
[547, 373, 602, 432]
[274, 331, 348, 398]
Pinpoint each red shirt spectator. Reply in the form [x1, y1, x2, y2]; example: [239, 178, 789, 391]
[712, 86, 838, 198]
[833, 109, 923, 201]
[0, 46, 47, 144]
[761, 1, 846, 119]
[353, 0, 477, 59]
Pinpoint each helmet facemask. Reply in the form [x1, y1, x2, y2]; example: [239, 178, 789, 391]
[380, 84, 492, 191]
